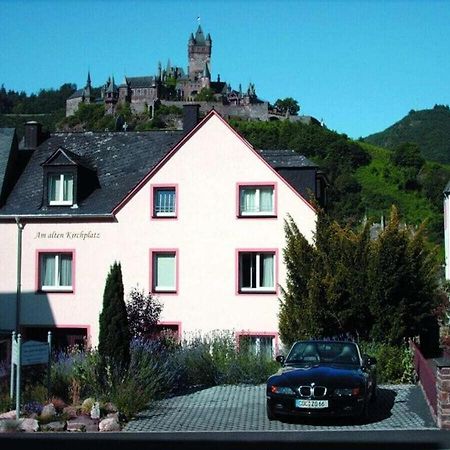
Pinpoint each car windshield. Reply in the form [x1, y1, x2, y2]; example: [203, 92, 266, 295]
[285, 341, 360, 366]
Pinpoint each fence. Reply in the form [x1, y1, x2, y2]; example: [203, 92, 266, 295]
[411, 340, 437, 418]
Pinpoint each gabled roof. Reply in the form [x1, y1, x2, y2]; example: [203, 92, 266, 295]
[0, 110, 317, 218]
[0, 130, 182, 216]
[126, 77, 156, 88]
[68, 88, 85, 100]
[0, 128, 16, 199]
[258, 149, 317, 169]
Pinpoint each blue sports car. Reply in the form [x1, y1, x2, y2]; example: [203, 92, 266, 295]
[266, 340, 377, 421]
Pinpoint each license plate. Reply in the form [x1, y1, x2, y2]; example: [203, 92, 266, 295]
[295, 399, 328, 409]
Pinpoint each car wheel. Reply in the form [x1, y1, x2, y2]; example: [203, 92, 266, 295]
[358, 399, 370, 424]
[370, 385, 377, 403]
[266, 403, 277, 421]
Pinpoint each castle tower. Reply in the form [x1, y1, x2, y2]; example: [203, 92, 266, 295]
[188, 25, 212, 81]
[83, 71, 94, 104]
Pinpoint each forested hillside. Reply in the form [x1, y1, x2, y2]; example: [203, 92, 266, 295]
[365, 105, 450, 164]
[230, 119, 448, 250]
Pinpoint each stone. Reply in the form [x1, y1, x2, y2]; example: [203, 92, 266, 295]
[40, 421, 66, 432]
[0, 410, 16, 420]
[0, 420, 20, 433]
[41, 403, 56, 419]
[99, 416, 121, 432]
[62, 405, 79, 419]
[103, 402, 118, 413]
[66, 415, 99, 432]
[19, 418, 39, 432]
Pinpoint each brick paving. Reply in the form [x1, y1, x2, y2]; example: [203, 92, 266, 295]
[124, 384, 437, 432]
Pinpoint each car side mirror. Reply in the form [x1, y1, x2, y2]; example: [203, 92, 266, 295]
[276, 355, 285, 364]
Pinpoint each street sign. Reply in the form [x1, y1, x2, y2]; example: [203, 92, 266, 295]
[11, 338, 19, 365]
[21, 340, 49, 366]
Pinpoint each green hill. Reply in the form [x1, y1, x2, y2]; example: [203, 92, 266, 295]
[364, 105, 450, 164]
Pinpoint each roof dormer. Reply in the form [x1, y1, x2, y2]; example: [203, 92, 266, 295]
[41, 147, 97, 208]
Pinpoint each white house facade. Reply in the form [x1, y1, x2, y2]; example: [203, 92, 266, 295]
[0, 108, 321, 357]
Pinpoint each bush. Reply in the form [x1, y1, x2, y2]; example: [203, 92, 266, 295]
[359, 341, 414, 384]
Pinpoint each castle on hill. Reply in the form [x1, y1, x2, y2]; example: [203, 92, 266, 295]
[66, 25, 269, 120]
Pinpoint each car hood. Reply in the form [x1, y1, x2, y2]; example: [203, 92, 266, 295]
[269, 364, 365, 387]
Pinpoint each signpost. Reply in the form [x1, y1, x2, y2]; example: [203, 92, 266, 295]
[10, 332, 52, 419]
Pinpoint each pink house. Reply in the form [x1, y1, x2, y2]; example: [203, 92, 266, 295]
[0, 107, 323, 357]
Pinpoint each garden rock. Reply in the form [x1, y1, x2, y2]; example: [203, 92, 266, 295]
[62, 405, 78, 419]
[40, 421, 66, 432]
[41, 403, 56, 419]
[19, 418, 39, 432]
[99, 416, 121, 432]
[66, 415, 99, 432]
[0, 419, 20, 433]
[0, 410, 16, 420]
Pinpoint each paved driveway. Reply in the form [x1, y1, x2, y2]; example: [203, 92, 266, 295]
[124, 384, 436, 432]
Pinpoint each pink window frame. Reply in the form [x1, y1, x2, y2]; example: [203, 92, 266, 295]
[235, 248, 279, 295]
[236, 182, 277, 218]
[149, 248, 179, 295]
[35, 249, 76, 294]
[151, 184, 179, 220]
[235, 331, 280, 355]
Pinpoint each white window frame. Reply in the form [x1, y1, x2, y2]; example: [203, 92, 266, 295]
[48, 173, 74, 206]
[238, 251, 276, 293]
[152, 251, 177, 293]
[153, 187, 177, 217]
[39, 253, 73, 292]
[239, 185, 275, 216]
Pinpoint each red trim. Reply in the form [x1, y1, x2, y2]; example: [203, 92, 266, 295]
[149, 248, 179, 295]
[35, 249, 76, 294]
[150, 183, 179, 220]
[112, 109, 317, 215]
[235, 330, 280, 355]
[235, 248, 279, 295]
[236, 182, 278, 218]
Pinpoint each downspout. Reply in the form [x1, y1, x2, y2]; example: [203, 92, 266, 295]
[15, 217, 24, 333]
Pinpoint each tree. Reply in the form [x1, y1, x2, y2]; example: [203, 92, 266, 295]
[280, 207, 442, 346]
[98, 261, 130, 370]
[274, 97, 300, 116]
[279, 215, 315, 346]
[391, 142, 425, 171]
[368, 206, 441, 344]
[126, 287, 163, 340]
[195, 87, 215, 102]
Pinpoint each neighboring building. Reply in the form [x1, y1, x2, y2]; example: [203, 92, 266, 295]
[0, 107, 322, 355]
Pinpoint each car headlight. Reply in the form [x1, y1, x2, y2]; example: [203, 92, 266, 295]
[269, 386, 295, 395]
[334, 387, 361, 396]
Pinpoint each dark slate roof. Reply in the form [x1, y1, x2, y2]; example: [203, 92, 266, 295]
[258, 149, 317, 169]
[0, 130, 183, 216]
[0, 129, 15, 197]
[210, 81, 227, 94]
[126, 77, 155, 88]
[68, 89, 84, 100]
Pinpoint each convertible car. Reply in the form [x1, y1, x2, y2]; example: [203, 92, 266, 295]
[266, 340, 377, 421]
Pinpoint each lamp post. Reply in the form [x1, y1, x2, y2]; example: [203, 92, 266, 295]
[15, 217, 24, 333]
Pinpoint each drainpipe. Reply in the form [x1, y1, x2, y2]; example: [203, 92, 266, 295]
[15, 217, 24, 333]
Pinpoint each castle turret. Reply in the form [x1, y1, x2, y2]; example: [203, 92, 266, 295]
[83, 71, 94, 103]
[104, 76, 119, 115]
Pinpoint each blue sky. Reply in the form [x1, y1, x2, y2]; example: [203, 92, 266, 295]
[1, 0, 449, 138]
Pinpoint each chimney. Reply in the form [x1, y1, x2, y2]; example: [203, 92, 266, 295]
[183, 104, 200, 135]
[24, 121, 43, 149]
